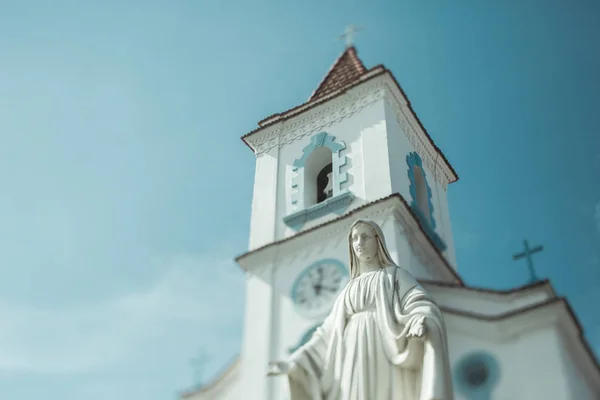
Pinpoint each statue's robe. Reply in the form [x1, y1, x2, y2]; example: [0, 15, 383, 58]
[287, 266, 454, 400]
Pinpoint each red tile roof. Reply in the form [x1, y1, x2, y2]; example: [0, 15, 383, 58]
[309, 46, 367, 101]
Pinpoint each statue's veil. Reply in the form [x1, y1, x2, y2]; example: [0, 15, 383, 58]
[348, 219, 398, 279]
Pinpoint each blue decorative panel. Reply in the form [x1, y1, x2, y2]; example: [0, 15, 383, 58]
[406, 152, 446, 251]
[292, 132, 345, 168]
[411, 205, 447, 251]
[454, 352, 500, 400]
[290, 132, 349, 211]
[288, 324, 320, 354]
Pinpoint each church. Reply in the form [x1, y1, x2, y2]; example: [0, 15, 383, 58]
[180, 46, 600, 399]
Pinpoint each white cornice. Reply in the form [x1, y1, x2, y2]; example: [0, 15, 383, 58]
[423, 280, 556, 304]
[244, 79, 386, 155]
[243, 73, 457, 189]
[236, 196, 393, 271]
[258, 66, 387, 128]
[445, 300, 552, 340]
[236, 194, 461, 284]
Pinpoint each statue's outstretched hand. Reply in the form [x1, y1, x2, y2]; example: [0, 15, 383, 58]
[267, 361, 297, 377]
[407, 315, 427, 339]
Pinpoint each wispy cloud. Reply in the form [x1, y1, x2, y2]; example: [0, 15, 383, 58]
[0, 251, 245, 377]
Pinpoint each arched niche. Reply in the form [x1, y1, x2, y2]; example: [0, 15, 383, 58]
[284, 132, 354, 230]
[304, 146, 333, 207]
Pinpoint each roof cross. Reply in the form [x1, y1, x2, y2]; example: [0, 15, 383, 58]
[338, 25, 363, 48]
[512, 239, 544, 284]
[190, 351, 208, 388]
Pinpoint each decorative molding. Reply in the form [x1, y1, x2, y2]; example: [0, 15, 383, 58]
[454, 351, 501, 400]
[290, 132, 349, 211]
[245, 73, 454, 189]
[383, 86, 452, 190]
[283, 191, 355, 230]
[293, 132, 345, 167]
[246, 81, 387, 155]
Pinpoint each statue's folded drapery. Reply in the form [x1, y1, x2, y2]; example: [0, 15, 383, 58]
[287, 266, 453, 400]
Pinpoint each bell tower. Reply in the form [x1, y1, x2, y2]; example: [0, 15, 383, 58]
[242, 46, 458, 258]
[236, 46, 460, 399]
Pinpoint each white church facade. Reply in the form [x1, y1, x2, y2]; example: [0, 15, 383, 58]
[181, 47, 600, 399]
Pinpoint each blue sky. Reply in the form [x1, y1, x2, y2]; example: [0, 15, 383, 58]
[1, 1, 599, 399]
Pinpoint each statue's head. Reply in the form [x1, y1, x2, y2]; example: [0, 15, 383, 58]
[348, 219, 397, 279]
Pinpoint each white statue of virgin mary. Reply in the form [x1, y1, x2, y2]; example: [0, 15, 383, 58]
[268, 219, 454, 400]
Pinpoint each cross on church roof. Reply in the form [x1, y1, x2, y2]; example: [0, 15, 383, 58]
[189, 351, 208, 388]
[512, 239, 544, 284]
[338, 25, 363, 48]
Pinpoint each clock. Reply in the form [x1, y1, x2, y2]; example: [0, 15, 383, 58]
[290, 259, 349, 319]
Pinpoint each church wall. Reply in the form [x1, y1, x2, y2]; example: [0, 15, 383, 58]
[510, 327, 571, 399]
[248, 145, 279, 250]
[387, 217, 418, 276]
[384, 212, 460, 282]
[387, 218, 438, 281]
[263, 85, 458, 272]
[274, 99, 388, 240]
[430, 287, 552, 315]
[384, 100, 414, 203]
[365, 214, 437, 281]
[447, 317, 578, 399]
[383, 97, 457, 268]
[360, 111, 393, 202]
[558, 331, 599, 400]
[447, 332, 507, 400]
[238, 263, 276, 400]
[271, 226, 354, 399]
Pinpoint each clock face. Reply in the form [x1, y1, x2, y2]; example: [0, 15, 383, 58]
[291, 259, 349, 319]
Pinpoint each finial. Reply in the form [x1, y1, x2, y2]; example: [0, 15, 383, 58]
[190, 351, 209, 388]
[338, 25, 364, 48]
[512, 239, 545, 284]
